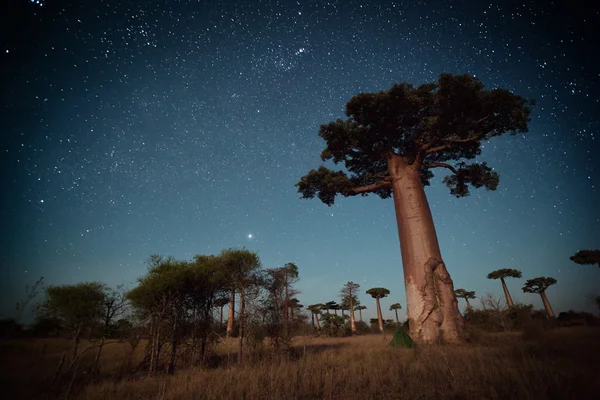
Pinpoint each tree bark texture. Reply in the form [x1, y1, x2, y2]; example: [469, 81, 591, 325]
[349, 298, 357, 334]
[237, 290, 246, 364]
[540, 291, 555, 317]
[389, 154, 464, 343]
[227, 289, 235, 337]
[501, 278, 514, 308]
[375, 298, 384, 333]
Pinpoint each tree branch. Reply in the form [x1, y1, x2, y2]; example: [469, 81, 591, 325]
[348, 179, 392, 195]
[423, 116, 491, 154]
[422, 162, 459, 175]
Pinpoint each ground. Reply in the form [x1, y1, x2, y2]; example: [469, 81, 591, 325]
[1, 328, 599, 399]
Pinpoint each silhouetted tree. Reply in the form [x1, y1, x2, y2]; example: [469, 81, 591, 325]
[296, 73, 533, 343]
[366, 288, 390, 333]
[214, 297, 229, 326]
[389, 303, 402, 323]
[355, 305, 367, 322]
[454, 289, 476, 309]
[487, 269, 522, 307]
[307, 304, 323, 329]
[522, 277, 557, 317]
[570, 250, 600, 267]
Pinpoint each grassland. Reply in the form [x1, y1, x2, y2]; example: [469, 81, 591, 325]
[2, 328, 599, 399]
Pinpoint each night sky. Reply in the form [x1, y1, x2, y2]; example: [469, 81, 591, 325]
[2, 0, 599, 321]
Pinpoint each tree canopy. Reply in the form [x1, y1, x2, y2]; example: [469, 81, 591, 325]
[522, 277, 557, 294]
[454, 289, 476, 299]
[366, 288, 390, 299]
[570, 250, 600, 267]
[295, 73, 533, 205]
[389, 303, 402, 311]
[487, 268, 522, 280]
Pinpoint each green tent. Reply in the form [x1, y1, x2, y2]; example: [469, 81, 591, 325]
[389, 330, 414, 348]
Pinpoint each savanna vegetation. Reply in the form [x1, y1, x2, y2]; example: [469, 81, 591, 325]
[2, 74, 599, 399]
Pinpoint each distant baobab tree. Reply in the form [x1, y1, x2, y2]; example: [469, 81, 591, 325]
[366, 287, 390, 333]
[355, 305, 367, 322]
[307, 304, 323, 329]
[522, 277, 557, 317]
[214, 297, 229, 326]
[389, 303, 402, 323]
[454, 289, 476, 309]
[487, 269, 522, 307]
[296, 73, 533, 343]
[570, 250, 600, 267]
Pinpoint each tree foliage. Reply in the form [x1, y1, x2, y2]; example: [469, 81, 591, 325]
[522, 277, 557, 294]
[570, 250, 600, 267]
[454, 289, 476, 300]
[366, 288, 390, 299]
[487, 269, 522, 280]
[295, 73, 534, 205]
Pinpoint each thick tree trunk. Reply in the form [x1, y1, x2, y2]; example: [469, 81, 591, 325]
[359, 309, 363, 322]
[315, 313, 321, 329]
[465, 298, 471, 309]
[540, 291, 555, 317]
[237, 290, 246, 364]
[389, 154, 464, 343]
[219, 306, 224, 326]
[349, 299, 357, 334]
[334, 309, 338, 316]
[227, 289, 235, 337]
[311, 313, 315, 326]
[501, 278, 514, 308]
[394, 310, 399, 323]
[375, 298, 384, 333]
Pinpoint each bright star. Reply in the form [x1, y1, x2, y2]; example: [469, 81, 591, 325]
[248, 234, 252, 239]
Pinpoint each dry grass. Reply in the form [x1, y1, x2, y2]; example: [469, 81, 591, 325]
[2, 328, 600, 399]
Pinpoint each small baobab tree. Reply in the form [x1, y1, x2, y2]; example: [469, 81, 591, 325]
[522, 277, 557, 317]
[214, 297, 229, 326]
[366, 287, 389, 333]
[341, 281, 360, 334]
[487, 269, 522, 307]
[454, 289, 476, 310]
[307, 304, 323, 329]
[389, 303, 402, 323]
[355, 305, 367, 322]
[570, 250, 600, 267]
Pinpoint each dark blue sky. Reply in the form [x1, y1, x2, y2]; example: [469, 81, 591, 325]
[2, 0, 598, 321]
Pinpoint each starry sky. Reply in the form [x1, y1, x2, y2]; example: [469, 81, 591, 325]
[1, 0, 599, 322]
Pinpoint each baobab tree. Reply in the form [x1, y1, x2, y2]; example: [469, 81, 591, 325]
[522, 277, 557, 317]
[487, 269, 522, 308]
[355, 305, 367, 322]
[389, 303, 402, 323]
[366, 287, 389, 333]
[323, 301, 337, 315]
[341, 281, 360, 334]
[307, 304, 323, 329]
[570, 250, 600, 267]
[296, 73, 533, 343]
[454, 289, 476, 310]
[214, 297, 229, 326]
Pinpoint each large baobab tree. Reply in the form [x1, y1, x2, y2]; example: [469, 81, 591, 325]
[366, 287, 389, 333]
[341, 281, 360, 334]
[454, 289, 476, 310]
[522, 277, 557, 317]
[355, 305, 367, 322]
[487, 269, 522, 308]
[389, 303, 402, 323]
[570, 250, 600, 267]
[296, 73, 533, 343]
